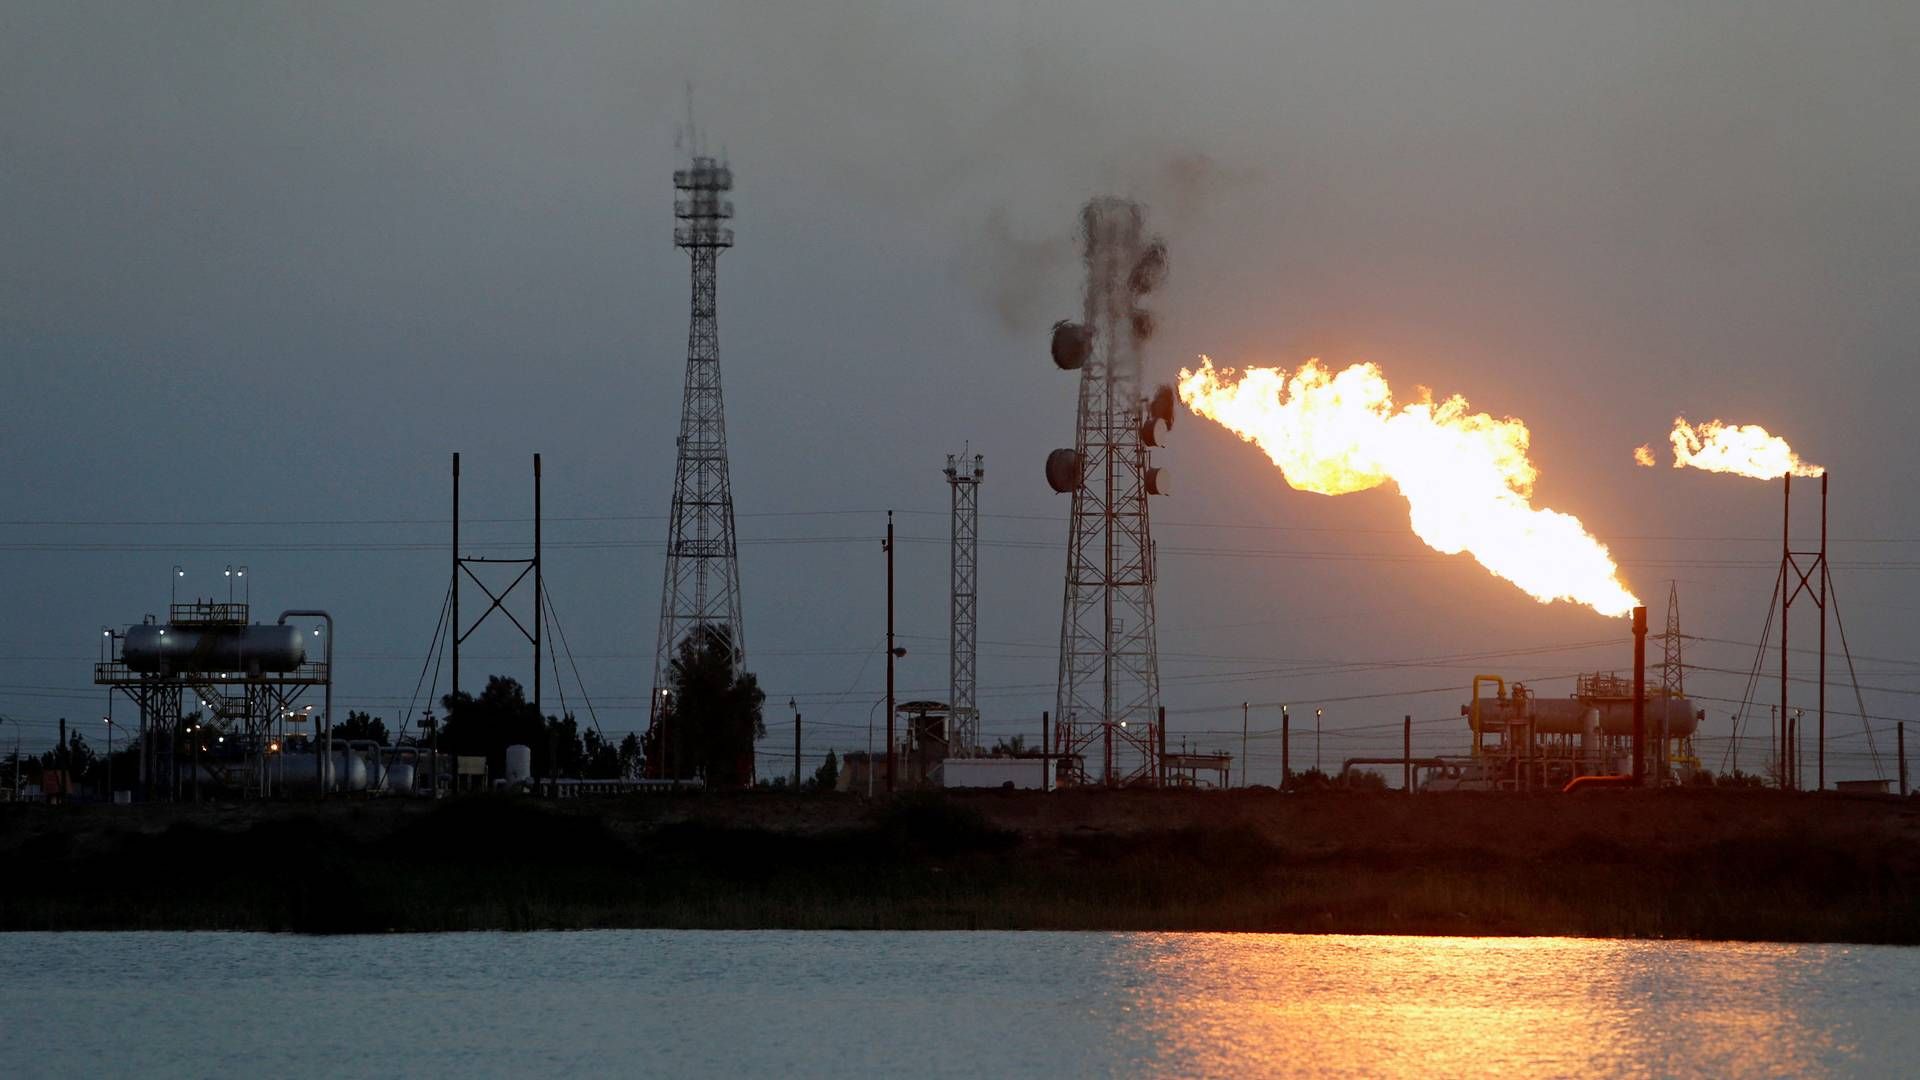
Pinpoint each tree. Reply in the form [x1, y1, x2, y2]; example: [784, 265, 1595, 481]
[41, 731, 97, 785]
[581, 728, 623, 780]
[439, 676, 550, 779]
[810, 749, 840, 792]
[545, 714, 585, 779]
[1282, 767, 1333, 793]
[642, 626, 765, 786]
[989, 734, 1027, 757]
[1339, 769, 1388, 792]
[329, 710, 390, 745]
[617, 732, 642, 780]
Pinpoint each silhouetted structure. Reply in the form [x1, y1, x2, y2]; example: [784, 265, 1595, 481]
[648, 144, 746, 771]
[1046, 198, 1171, 786]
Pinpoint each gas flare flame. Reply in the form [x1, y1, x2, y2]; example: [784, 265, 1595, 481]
[1633, 445, 1657, 468]
[1664, 417, 1822, 479]
[1177, 357, 1639, 617]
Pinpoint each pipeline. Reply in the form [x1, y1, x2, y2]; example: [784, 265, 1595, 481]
[1563, 774, 1633, 793]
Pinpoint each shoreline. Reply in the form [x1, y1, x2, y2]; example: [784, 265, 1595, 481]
[4, 789, 1915, 941]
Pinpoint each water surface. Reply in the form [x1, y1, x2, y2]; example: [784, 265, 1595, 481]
[2, 932, 1912, 1077]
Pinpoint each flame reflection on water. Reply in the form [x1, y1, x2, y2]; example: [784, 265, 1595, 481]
[1112, 935, 1856, 1077]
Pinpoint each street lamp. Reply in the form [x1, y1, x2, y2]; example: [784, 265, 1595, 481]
[659, 688, 674, 782]
[1315, 708, 1323, 773]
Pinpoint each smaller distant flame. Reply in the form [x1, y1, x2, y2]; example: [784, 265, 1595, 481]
[1633, 445, 1656, 468]
[1668, 417, 1822, 480]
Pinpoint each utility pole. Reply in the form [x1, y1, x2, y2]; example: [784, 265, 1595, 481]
[1404, 715, 1413, 794]
[1281, 706, 1290, 788]
[791, 698, 802, 789]
[1315, 708, 1323, 774]
[451, 452, 460, 699]
[534, 453, 542, 722]
[1896, 718, 1912, 795]
[1789, 712, 1800, 790]
[1781, 707, 1797, 791]
[885, 510, 896, 794]
[1241, 702, 1249, 788]
[1041, 711, 1050, 792]
[1157, 705, 1167, 788]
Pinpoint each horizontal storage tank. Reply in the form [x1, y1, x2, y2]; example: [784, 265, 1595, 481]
[1473, 695, 1699, 738]
[172, 749, 370, 793]
[942, 757, 1047, 790]
[123, 623, 306, 675]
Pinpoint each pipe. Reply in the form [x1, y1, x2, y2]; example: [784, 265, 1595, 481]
[1564, 774, 1633, 794]
[278, 610, 331, 797]
[1631, 607, 1646, 787]
[1341, 757, 1446, 785]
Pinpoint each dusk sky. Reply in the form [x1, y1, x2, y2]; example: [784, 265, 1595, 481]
[4, 1, 1916, 782]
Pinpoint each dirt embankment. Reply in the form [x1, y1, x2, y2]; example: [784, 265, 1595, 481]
[3, 789, 1915, 940]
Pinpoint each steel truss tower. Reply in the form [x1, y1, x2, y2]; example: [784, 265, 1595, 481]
[946, 451, 983, 757]
[1656, 579, 1684, 785]
[1046, 198, 1172, 786]
[1779, 473, 1827, 791]
[649, 153, 745, 761]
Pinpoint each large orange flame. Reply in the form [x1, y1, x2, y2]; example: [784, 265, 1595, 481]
[1666, 417, 1822, 479]
[1177, 357, 1639, 617]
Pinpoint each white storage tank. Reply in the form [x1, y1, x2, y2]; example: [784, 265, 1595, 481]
[942, 757, 1047, 790]
[122, 623, 306, 674]
[505, 744, 533, 785]
[386, 763, 416, 794]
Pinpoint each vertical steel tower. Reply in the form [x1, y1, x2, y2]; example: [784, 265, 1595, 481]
[946, 450, 983, 757]
[1046, 198, 1173, 786]
[650, 153, 745, 741]
[1656, 579, 1684, 785]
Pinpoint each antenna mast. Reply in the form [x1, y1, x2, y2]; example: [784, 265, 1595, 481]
[648, 135, 745, 776]
[946, 450, 983, 757]
[1046, 198, 1173, 786]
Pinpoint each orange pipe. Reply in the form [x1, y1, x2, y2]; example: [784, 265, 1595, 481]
[1562, 773, 1633, 794]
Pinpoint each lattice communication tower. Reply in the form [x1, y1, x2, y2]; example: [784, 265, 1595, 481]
[649, 150, 745, 758]
[946, 451, 983, 757]
[1045, 198, 1175, 786]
